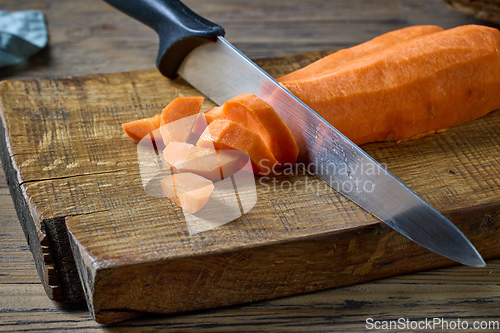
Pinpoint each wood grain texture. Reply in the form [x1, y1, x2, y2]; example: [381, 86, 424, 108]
[1, 0, 500, 330]
[1, 49, 500, 323]
[443, 0, 500, 25]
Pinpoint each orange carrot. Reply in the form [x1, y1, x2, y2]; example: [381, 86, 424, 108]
[122, 114, 161, 141]
[280, 25, 500, 145]
[204, 106, 225, 124]
[197, 119, 277, 175]
[191, 106, 226, 137]
[163, 141, 241, 181]
[161, 172, 214, 214]
[160, 96, 204, 146]
[221, 93, 299, 167]
[218, 149, 246, 178]
[277, 25, 443, 83]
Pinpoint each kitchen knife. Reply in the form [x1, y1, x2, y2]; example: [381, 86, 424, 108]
[104, 0, 485, 267]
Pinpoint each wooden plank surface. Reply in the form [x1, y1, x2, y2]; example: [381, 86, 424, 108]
[2, 52, 500, 323]
[1, 0, 500, 331]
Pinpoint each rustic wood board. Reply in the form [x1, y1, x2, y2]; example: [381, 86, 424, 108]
[1, 52, 499, 324]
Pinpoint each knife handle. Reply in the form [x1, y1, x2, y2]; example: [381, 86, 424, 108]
[104, 0, 225, 79]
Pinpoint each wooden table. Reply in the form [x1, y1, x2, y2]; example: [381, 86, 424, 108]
[1, 0, 499, 331]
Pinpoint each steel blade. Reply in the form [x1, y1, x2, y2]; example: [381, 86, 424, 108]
[178, 36, 485, 267]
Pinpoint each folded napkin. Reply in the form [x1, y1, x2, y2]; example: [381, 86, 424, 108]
[0, 9, 48, 68]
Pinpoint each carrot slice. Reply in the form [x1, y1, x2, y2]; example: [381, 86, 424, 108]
[164, 142, 219, 180]
[192, 106, 226, 137]
[122, 114, 161, 141]
[218, 150, 246, 178]
[163, 142, 240, 181]
[197, 119, 277, 175]
[159, 96, 204, 146]
[160, 172, 214, 214]
[204, 106, 225, 124]
[222, 93, 298, 166]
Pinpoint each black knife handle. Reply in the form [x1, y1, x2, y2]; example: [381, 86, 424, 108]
[104, 0, 225, 79]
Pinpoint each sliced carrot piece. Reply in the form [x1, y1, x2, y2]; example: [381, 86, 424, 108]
[204, 106, 225, 124]
[122, 114, 161, 141]
[164, 142, 218, 180]
[162, 115, 198, 145]
[163, 142, 241, 181]
[191, 112, 209, 137]
[160, 96, 204, 125]
[160, 172, 214, 214]
[222, 93, 298, 166]
[197, 119, 277, 175]
[159, 96, 204, 146]
[191, 106, 225, 137]
[218, 150, 246, 178]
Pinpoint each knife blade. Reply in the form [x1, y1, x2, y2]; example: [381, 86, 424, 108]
[104, 0, 485, 267]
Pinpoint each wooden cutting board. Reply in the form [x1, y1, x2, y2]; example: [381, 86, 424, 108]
[1, 51, 499, 324]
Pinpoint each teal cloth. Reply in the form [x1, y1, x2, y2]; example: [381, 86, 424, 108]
[0, 10, 47, 68]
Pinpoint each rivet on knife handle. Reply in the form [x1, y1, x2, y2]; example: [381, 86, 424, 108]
[104, 0, 225, 79]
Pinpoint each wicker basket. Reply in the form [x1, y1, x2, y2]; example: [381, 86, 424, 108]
[443, 0, 500, 25]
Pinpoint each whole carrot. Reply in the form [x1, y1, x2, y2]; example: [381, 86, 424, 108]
[281, 25, 500, 145]
[277, 25, 443, 82]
